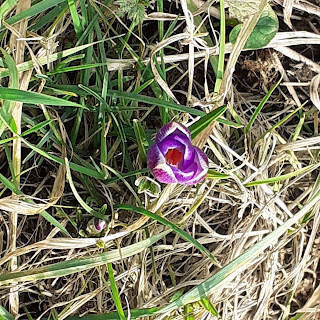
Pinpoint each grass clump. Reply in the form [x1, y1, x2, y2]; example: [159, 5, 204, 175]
[0, 0, 319, 319]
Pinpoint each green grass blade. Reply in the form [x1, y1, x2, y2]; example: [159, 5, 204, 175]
[0, 136, 16, 145]
[0, 173, 19, 194]
[79, 0, 87, 29]
[0, 40, 109, 78]
[292, 113, 305, 142]
[106, 90, 205, 116]
[216, 117, 243, 128]
[0, 87, 85, 108]
[107, 263, 126, 320]
[189, 106, 227, 139]
[31, 2, 67, 32]
[0, 0, 18, 28]
[3, 142, 18, 190]
[68, 0, 82, 38]
[1, 113, 105, 180]
[78, 84, 127, 144]
[0, 305, 14, 320]
[199, 297, 219, 317]
[5, 0, 67, 26]
[50, 85, 235, 127]
[214, 0, 226, 93]
[65, 158, 100, 216]
[183, 304, 194, 320]
[255, 104, 304, 143]
[0, 231, 169, 285]
[133, 119, 148, 162]
[40, 211, 71, 237]
[103, 165, 142, 206]
[65, 308, 160, 320]
[47, 62, 110, 75]
[104, 168, 149, 185]
[100, 72, 108, 166]
[246, 75, 283, 134]
[0, 49, 18, 87]
[207, 169, 229, 180]
[114, 204, 216, 262]
[244, 164, 319, 187]
[0, 48, 18, 135]
[22, 119, 53, 136]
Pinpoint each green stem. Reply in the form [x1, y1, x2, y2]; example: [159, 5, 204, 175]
[214, 0, 225, 93]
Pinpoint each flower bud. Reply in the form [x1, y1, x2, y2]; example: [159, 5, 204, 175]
[86, 218, 108, 236]
[147, 122, 208, 185]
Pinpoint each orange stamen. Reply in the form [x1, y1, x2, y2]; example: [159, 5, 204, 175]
[165, 148, 182, 166]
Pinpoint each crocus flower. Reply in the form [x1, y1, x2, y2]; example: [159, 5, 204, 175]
[86, 218, 108, 236]
[147, 122, 208, 185]
[93, 218, 107, 231]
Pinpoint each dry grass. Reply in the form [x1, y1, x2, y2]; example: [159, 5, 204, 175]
[0, 0, 319, 319]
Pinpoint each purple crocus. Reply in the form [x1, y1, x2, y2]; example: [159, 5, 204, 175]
[147, 122, 208, 185]
[94, 218, 107, 232]
[86, 218, 108, 236]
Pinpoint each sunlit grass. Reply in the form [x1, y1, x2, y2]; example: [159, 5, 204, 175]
[0, 0, 319, 319]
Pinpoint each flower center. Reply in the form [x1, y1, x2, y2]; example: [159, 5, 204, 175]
[165, 148, 182, 166]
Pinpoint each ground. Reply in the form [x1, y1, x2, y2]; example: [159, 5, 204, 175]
[0, 0, 319, 319]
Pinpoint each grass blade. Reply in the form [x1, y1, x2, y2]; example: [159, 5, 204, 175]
[214, 0, 226, 93]
[0, 87, 85, 108]
[65, 158, 101, 216]
[22, 119, 53, 136]
[0, 305, 14, 320]
[65, 308, 160, 320]
[68, 0, 82, 38]
[189, 106, 227, 139]
[107, 263, 126, 320]
[0, 231, 169, 285]
[106, 90, 205, 116]
[0, 40, 109, 78]
[0, 48, 18, 136]
[5, 0, 67, 26]
[255, 104, 304, 143]
[246, 75, 283, 134]
[157, 190, 320, 314]
[244, 164, 319, 187]
[207, 169, 229, 180]
[0, 0, 18, 28]
[114, 204, 216, 262]
[133, 119, 148, 162]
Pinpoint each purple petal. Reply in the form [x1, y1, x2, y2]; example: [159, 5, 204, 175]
[152, 167, 178, 184]
[158, 137, 185, 157]
[147, 144, 177, 184]
[147, 144, 163, 170]
[158, 133, 195, 168]
[181, 144, 196, 170]
[172, 161, 198, 183]
[94, 218, 107, 231]
[147, 122, 208, 186]
[156, 122, 191, 144]
[183, 147, 208, 185]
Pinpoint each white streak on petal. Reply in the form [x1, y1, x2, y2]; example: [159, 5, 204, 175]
[184, 148, 208, 185]
[153, 163, 178, 184]
[156, 122, 191, 143]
